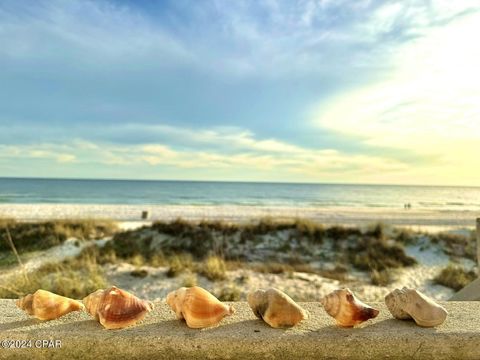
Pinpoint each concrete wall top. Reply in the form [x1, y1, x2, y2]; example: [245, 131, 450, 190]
[1, 300, 479, 360]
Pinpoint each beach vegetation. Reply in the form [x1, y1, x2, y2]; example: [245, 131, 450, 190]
[351, 237, 417, 271]
[181, 270, 198, 287]
[200, 256, 227, 281]
[370, 269, 392, 286]
[434, 264, 476, 291]
[317, 263, 349, 281]
[166, 254, 194, 278]
[0, 248, 106, 299]
[365, 223, 386, 239]
[394, 228, 417, 245]
[215, 283, 242, 301]
[0, 219, 117, 252]
[430, 232, 476, 260]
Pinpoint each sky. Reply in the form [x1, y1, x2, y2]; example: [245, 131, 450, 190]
[0, 0, 479, 185]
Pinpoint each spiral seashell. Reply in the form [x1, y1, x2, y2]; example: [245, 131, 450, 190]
[166, 286, 235, 328]
[321, 288, 379, 327]
[385, 287, 447, 327]
[16, 290, 85, 321]
[83, 286, 153, 329]
[247, 288, 307, 328]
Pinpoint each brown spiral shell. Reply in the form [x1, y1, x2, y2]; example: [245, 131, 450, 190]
[321, 288, 379, 327]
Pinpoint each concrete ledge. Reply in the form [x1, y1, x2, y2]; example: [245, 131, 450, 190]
[1, 300, 480, 359]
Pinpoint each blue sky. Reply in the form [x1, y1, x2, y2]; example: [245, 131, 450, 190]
[0, 0, 479, 185]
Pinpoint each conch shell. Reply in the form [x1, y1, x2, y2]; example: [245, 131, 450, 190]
[247, 288, 307, 328]
[166, 286, 234, 328]
[16, 289, 84, 320]
[83, 286, 153, 329]
[385, 287, 447, 327]
[321, 288, 379, 327]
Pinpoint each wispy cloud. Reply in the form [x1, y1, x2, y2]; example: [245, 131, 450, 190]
[0, 0, 479, 184]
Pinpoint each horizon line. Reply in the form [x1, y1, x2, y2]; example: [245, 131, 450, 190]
[0, 176, 478, 189]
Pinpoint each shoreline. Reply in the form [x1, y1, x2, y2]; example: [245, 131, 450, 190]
[0, 203, 478, 232]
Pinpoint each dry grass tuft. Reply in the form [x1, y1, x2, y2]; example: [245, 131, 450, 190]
[434, 264, 476, 291]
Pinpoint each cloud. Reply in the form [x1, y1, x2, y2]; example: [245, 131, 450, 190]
[313, 6, 480, 184]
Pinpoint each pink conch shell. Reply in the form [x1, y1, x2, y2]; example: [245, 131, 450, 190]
[83, 286, 153, 329]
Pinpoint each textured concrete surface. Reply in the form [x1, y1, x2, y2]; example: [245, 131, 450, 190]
[1, 300, 480, 359]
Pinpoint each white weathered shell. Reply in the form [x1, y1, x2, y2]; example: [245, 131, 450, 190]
[385, 287, 447, 327]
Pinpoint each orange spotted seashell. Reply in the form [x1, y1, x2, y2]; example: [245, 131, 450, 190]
[166, 286, 235, 328]
[16, 289, 84, 321]
[321, 288, 379, 327]
[83, 286, 153, 329]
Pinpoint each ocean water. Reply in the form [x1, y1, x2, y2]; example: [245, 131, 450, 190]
[0, 178, 479, 212]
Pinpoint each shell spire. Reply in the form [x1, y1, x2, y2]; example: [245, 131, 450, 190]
[16, 290, 85, 321]
[321, 288, 379, 327]
[83, 286, 154, 329]
[247, 288, 307, 328]
[166, 286, 234, 329]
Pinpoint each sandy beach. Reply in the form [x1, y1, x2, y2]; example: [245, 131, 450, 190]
[0, 203, 478, 231]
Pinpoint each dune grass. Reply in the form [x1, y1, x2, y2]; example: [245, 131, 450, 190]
[0, 218, 118, 252]
[0, 247, 106, 299]
[350, 234, 417, 271]
[200, 256, 227, 281]
[434, 264, 476, 291]
[370, 269, 392, 286]
[430, 232, 476, 260]
[215, 283, 242, 301]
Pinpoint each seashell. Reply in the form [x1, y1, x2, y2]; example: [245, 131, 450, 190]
[83, 286, 153, 329]
[16, 289, 84, 321]
[247, 288, 307, 328]
[385, 288, 412, 320]
[166, 286, 234, 328]
[385, 287, 447, 327]
[321, 288, 379, 327]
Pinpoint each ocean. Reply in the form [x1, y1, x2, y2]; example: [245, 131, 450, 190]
[0, 178, 479, 212]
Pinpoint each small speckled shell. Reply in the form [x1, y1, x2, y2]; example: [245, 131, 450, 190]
[166, 286, 234, 328]
[321, 288, 379, 327]
[16, 290, 84, 321]
[385, 287, 447, 327]
[247, 288, 307, 328]
[83, 286, 153, 329]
